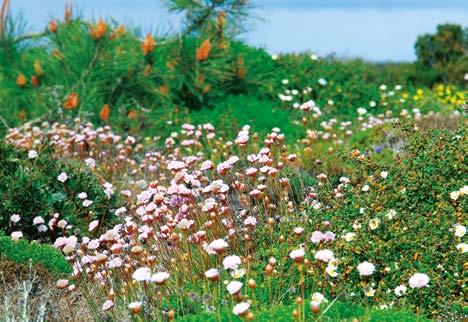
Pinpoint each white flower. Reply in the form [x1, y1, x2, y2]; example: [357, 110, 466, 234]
[282, 79, 289, 85]
[386, 209, 397, 220]
[223, 255, 242, 270]
[357, 261, 375, 276]
[456, 243, 467, 253]
[454, 224, 466, 237]
[289, 248, 305, 262]
[394, 285, 407, 296]
[310, 54, 318, 60]
[82, 199, 93, 207]
[226, 281, 243, 295]
[11, 231, 23, 241]
[318, 78, 327, 86]
[344, 232, 356, 242]
[380, 171, 388, 179]
[78, 192, 87, 199]
[314, 249, 334, 263]
[33, 216, 44, 225]
[379, 84, 387, 91]
[369, 218, 380, 230]
[310, 292, 327, 306]
[128, 302, 142, 313]
[57, 172, 68, 183]
[271, 54, 279, 60]
[88, 220, 99, 232]
[408, 273, 429, 288]
[357, 107, 367, 115]
[362, 185, 369, 192]
[450, 191, 460, 200]
[205, 268, 220, 281]
[232, 302, 250, 316]
[132, 267, 152, 282]
[243, 216, 257, 226]
[364, 286, 375, 297]
[28, 150, 38, 159]
[102, 300, 114, 311]
[206, 239, 228, 254]
[10, 214, 20, 223]
[85, 158, 96, 168]
[369, 101, 376, 107]
[326, 265, 338, 277]
[151, 272, 170, 284]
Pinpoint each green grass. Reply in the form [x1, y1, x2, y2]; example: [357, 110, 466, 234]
[175, 302, 428, 321]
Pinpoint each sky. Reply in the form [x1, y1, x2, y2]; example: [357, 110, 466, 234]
[9, 0, 468, 62]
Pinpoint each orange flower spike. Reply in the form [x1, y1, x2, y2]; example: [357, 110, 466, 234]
[110, 25, 126, 40]
[196, 40, 212, 61]
[64, 2, 72, 24]
[141, 33, 155, 55]
[90, 20, 107, 40]
[99, 104, 111, 121]
[16, 74, 27, 87]
[63, 92, 79, 110]
[49, 20, 57, 33]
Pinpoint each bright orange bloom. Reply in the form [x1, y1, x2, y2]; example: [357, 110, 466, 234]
[196, 40, 212, 61]
[90, 20, 107, 40]
[141, 34, 155, 55]
[16, 74, 27, 87]
[99, 104, 111, 121]
[63, 92, 79, 110]
[49, 20, 57, 33]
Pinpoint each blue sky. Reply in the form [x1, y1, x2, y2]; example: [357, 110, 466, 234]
[10, 0, 468, 62]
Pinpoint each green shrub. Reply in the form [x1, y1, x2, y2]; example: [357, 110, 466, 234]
[306, 125, 467, 316]
[0, 234, 71, 275]
[0, 142, 119, 242]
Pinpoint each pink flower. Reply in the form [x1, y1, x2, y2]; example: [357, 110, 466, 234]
[314, 249, 334, 263]
[226, 281, 243, 295]
[310, 231, 323, 244]
[102, 300, 114, 311]
[409, 273, 429, 288]
[357, 261, 375, 276]
[89, 220, 99, 232]
[151, 272, 170, 284]
[205, 268, 220, 281]
[10, 214, 21, 223]
[233, 302, 250, 316]
[132, 267, 152, 282]
[11, 231, 23, 241]
[57, 172, 68, 183]
[223, 255, 242, 270]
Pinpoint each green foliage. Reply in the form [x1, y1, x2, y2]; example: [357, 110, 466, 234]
[175, 302, 426, 321]
[414, 24, 468, 85]
[0, 142, 119, 241]
[306, 125, 467, 315]
[0, 233, 71, 275]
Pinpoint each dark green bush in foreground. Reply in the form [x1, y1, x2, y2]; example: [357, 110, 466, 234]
[0, 142, 119, 242]
[0, 233, 71, 275]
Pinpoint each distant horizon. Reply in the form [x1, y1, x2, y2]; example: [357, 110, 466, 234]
[9, 0, 468, 62]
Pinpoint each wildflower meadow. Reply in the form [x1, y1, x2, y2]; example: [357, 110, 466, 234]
[0, 0, 466, 321]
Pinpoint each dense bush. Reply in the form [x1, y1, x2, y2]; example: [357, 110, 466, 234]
[0, 233, 71, 275]
[0, 142, 119, 242]
[414, 24, 468, 85]
[306, 124, 467, 316]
